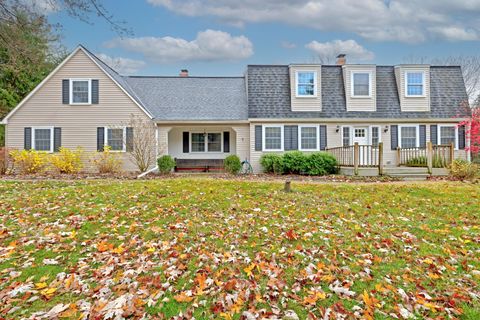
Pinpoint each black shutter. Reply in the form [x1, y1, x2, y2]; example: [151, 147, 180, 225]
[223, 131, 230, 153]
[254, 125, 262, 151]
[419, 125, 426, 148]
[430, 125, 438, 145]
[458, 125, 466, 149]
[126, 127, 134, 152]
[284, 125, 298, 151]
[91, 80, 99, 104]
[24, 127, 32, 150]
[391, 125, 398, 150]
[97, 127, 105, 152]
[53, 127, 61, 152]
[62, 80, 69, 104]
[319, 125, 327, 150]
[183, 132, 189, 153]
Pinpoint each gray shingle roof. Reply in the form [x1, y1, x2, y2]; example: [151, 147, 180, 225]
[247, 65, 470, 119]
[123, 77, 248, 121]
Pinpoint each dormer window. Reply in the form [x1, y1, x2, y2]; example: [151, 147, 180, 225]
[351, 72, 371, 97]
[70, 79, 91, 104]
[405, 72, 424, 97]
[296, 71, 316, 97]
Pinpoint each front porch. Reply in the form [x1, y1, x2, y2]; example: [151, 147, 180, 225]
[326, 142, 455, 178]
[156, 124, 250, 172]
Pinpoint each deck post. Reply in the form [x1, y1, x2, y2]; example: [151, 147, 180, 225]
[396, 147, 401, 166]
[378, 142, 384, 175]
[426, 141, 433, 174]
[449, 142, 455, 165]
[354, 142, 359, 176]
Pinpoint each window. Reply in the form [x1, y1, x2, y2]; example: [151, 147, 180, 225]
[406, 72, 424, 96]
[263, 125, 283, 151]
[106, 128, 125, 151]
[299, 126, 318, 151]
[352, 72, 370, 97]
[400, 126, 418, 148]
[207, 133, 222, 152]
[191, 132, 223, 152]
[355, 128, 366, 138]
[296, 71, 316, 97]
[370, 126, 380, 147]
[191, 133, 205, 152]
[342, 127, 350, 147]
[439, 126, 456, 147]
[70, 79, 91, 104]
[33, 127, 53, 152]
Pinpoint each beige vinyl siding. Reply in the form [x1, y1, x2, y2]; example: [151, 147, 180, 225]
[395, 65, 430, 112]
[232, 125, 250, 162]
[6, 49, 151, 172]
[343, 65, 376, 112]
[289, 65, 322, 112]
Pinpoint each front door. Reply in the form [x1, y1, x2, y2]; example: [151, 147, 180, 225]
[353, 127, 369, 165]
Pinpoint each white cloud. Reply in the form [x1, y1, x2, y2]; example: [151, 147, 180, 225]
[105, 29, 253, 63]
[280, 41, 297, 49]
[306, 40, 374, 62]
[96, 54, 146, 74]
[429, 26, 479, 41]
[146, 0, 480, 43]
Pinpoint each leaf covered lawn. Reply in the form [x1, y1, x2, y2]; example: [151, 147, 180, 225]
[0, 179, 479, 319]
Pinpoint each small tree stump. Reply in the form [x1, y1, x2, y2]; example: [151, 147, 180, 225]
[284, 180, 291, 192]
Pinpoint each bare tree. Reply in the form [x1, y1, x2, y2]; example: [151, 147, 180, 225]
[121, 115, 157, 173]
[404, 55, 480, 104]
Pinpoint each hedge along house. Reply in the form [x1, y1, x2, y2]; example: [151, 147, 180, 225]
[0, 46, 471, 174]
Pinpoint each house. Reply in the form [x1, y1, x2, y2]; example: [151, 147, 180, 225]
[0, 45, 471, 174]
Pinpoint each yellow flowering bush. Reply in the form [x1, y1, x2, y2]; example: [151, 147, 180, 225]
[91, 146, 123, 173]
[9, 149, 48, 174]
[50, 147, 84, 174]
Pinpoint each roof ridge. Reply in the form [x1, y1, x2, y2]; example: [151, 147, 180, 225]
[126, 75, 244, 79]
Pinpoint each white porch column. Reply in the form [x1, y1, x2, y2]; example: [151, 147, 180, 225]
[232, 125, 250, 162]
[156, 126, 172, 157]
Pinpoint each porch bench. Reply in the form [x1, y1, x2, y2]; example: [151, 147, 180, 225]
[174, 158, 225, 172]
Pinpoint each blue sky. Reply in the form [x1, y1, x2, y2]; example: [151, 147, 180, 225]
[48, 0, 480, 76]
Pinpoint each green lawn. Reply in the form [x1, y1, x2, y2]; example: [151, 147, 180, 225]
[0, 179, 479, 319]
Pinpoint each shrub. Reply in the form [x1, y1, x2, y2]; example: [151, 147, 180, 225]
[449, 159, 479, 180]
[157, 155, 176, 174]
[50, 147, 84, 174]
[92, 146, 123, 174]
[9, 149, 48, 174]
[405, 156, 427, 167]
[282, 151, 307, 174]
[224, 155, 242, 174]
[304, 152, 338, 175]
[260, 153, 284, 174]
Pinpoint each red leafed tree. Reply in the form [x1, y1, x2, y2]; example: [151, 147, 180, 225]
[458, 103, 480, 155]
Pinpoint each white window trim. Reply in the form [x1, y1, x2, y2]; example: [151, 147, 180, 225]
[341, 125, 352, 147]
[298, 125, 319, 151]
[398, 124, 420, 148]
[438, 124, 458, 150]
[69, 78, 92, 105]
[262, 124, 284, 151]
[369, 125, 382, 145]
[404, 71, 426, 98]
[351, 71, 372, 98]
[32, 126, 54, 153]
[190, 132, 224, 153]
[295, 71, 317, 98]
[105, 127, 126, 152]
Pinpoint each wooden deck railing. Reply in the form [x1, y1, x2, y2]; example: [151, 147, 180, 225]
[327, 142, 383, 175]
[396, 142, 454, 170]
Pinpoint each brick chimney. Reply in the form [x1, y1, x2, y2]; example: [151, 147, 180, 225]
[336, 54, 346, 65]
[179, 69, 189, 77]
